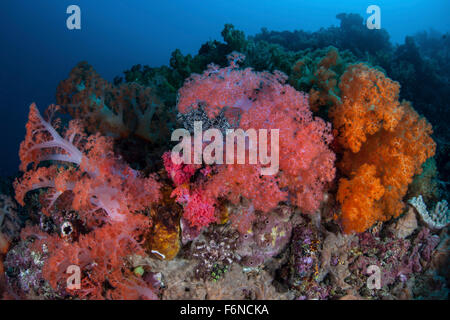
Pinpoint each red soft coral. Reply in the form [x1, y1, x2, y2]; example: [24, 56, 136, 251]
[171, 184, 217, 230]
[182, 190, 217, 230]
[176, 52, 336, 216]
[25, 217, 157, 300]
[15, 104, 160, 223]
[14, 104, 161, 299]
[162, 151, 198, 186]
[203, 163, 287, 212]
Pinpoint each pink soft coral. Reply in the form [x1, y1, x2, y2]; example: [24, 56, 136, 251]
[180, 189, 217, 229]
[162, 151, 198, 186]
[14, 103, 161, 299]
[22, 218, 157, 300]
[176, 53, 336, 216]
[170, 183, 217, 230]
[15, 103, 160, 223]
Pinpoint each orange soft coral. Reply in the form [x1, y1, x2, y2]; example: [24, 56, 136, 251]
[332, 64, 436, 233]
[339, 103, 435, 224]
[330, 63, 405, 153]
[337, 164, 385, 233]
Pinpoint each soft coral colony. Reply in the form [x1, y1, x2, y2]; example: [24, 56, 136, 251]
[1, 22, 448, 300]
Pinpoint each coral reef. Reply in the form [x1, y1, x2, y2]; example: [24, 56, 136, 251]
[407, 158, 441, 204]
[347, 227, 443, 299]
[3, 238, 60, 299]
[336, 164, 385, 233]
[253, 19, 450, 191]
[0, 233, 9, 274]
[1, 18, 448, 301]
[287, 223, 331, 299]
[57, 62, 177, 172]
